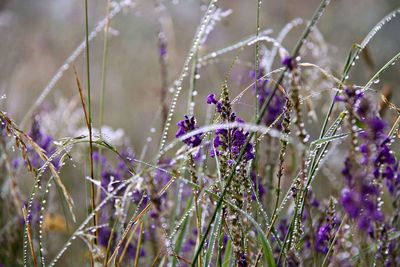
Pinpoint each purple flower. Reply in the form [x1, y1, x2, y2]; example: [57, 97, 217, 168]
[315, 223, 331, 253]
[207, 94, 255, 161]
[277, 218, 288, 242]
[154, 159, 172, 187]
[92, 151, 107, 166]
[339, 90, 398, 231]
[366, 117, 387, 141]
[98, 226, 115, 248]
[384, 163, 400, 194]
[118, 145, 136, 176]
[182, 228, 198, 253]
[251, 65, 286, 128]
[341, 189, 360, 219]
[335, 87, 363, 108]
[27, 116, 60, 170]
[100, 170, 123, 201]
[282, 56, 295, 70]
[251, 171, 266, 201]
[206, 93, 218, 105]
[12, 158, 20, 170]
[176, 115, 202, 147]
[21, 200, 41, 226]
[213, 117, 254, 161]
[158, 31, 167, 59]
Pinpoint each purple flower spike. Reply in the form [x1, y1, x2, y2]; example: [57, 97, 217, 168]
[341, 189, 360, 219]
[339, 88, 400, 231]
[207, 91, 255, 162]
[315, 223, 331, 253]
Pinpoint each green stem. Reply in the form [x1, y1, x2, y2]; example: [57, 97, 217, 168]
[253, 0, 262, 224]
[187, 51, 198, 116]
[84, 0, 97, 244]
[97, 0, 111, 209]
[99, 1, 111, 134]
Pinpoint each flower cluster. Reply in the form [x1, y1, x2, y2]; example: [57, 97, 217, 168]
[27, 115, 60, 170]
[338, 88, 399, 231]
[315, 223, 332, 253]
[315, 199, 337, 254]
[92, 145, 143, 258]
[94, 145, 136, 203]
[207, 93, 255, 162]
[176, 115, 202, 147]
[206, 90, 255, 265]
[251, 63, 286, 128]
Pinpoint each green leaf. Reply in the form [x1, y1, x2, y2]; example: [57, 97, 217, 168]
[171, 195, 193, 267]
[203, 209, 223, 267]
[258, 231, 276, 267]
[222, 239, 232, 267]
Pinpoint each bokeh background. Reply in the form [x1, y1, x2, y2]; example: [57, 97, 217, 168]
[0, 0, 399, 143]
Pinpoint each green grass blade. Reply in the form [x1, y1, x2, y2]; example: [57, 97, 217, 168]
[203, 209, 223, 267]
[258, 233, 276, 267]
[222, 239, 232, 267]
[171, 195, 194, 267]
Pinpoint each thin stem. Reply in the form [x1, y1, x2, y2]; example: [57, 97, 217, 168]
[84, 0, 97, 244]
[96, 0, 111, 221]
[97, 0, 111, 166]
[23, 206, 38, 267]
[253, 0, 262, 221]
[99, 0, 111, 135]
[134, 222, 144, 267]
[187, 51, 198, 116]
[318, 46, 356, 139]
[104, 220, 117, 266]
[255, 0, 261, 117]
[155, 4, 169, 127]
[320, 215, 347, 267]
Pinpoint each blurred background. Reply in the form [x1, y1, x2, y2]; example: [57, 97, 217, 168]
[0, 0, 399, 145]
